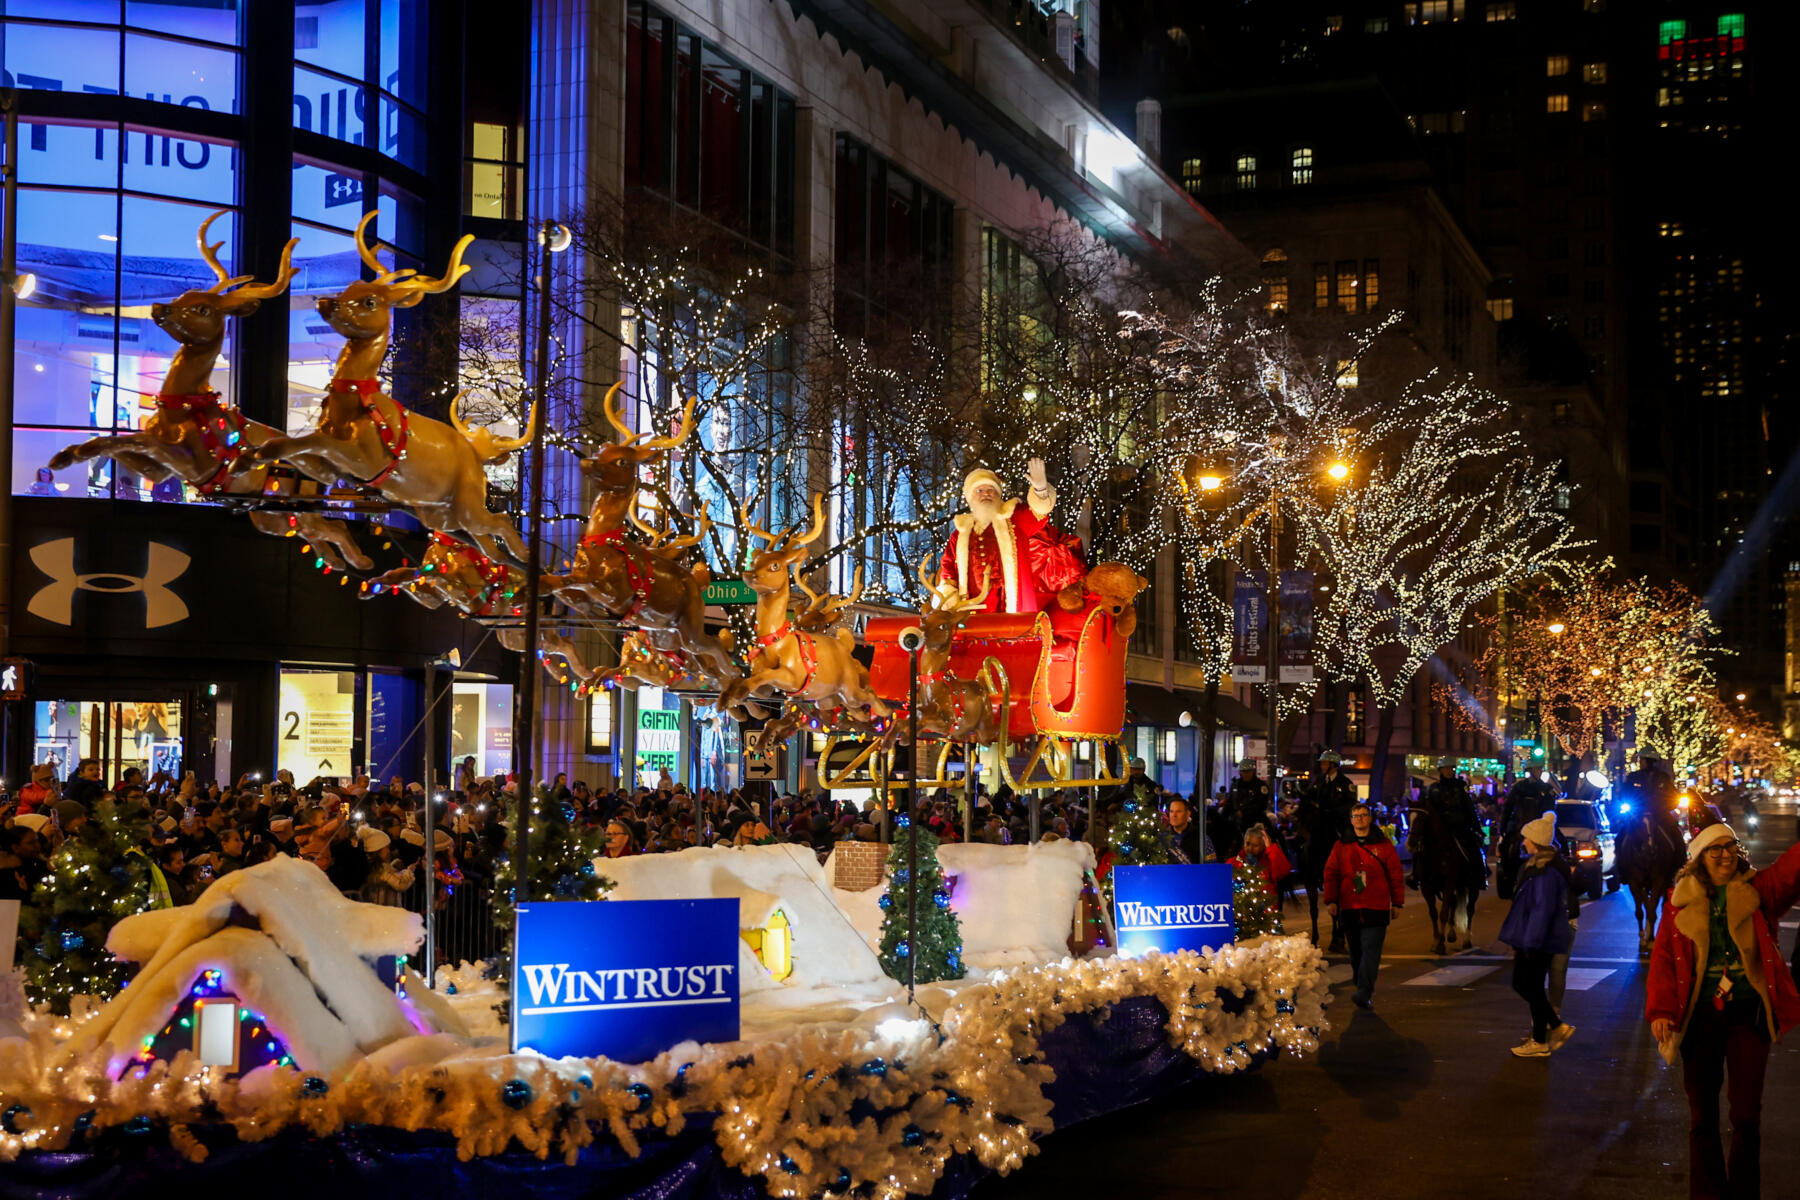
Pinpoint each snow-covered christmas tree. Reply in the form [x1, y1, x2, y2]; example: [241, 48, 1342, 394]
[877, 816, 965, 983]
[19, 798, 161, 1012]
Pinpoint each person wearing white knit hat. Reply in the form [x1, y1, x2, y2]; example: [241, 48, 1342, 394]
[1499, 811, 1576, 1058]
[937, 457, 1083, 614]
[1648, 820, 1800, 1196]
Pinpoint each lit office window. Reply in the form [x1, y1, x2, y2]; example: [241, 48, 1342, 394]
[1583, 62, 1608, 84]
[1547, 94, 1570, 113]
[1291, 146, 1314, 185]
[1486, 1, 1516, 19]
[1181, 157, 1203, 194]
[1546, 55, 1569, 76]
[1235, 153, 1257, 189]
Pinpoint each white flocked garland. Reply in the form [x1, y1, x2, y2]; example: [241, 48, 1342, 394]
[0, 936, 1328, 1197]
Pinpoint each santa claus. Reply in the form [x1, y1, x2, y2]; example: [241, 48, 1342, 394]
[939, 458, 1086, 613]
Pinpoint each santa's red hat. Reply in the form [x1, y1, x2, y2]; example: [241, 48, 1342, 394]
[962, 468, 1003, 507]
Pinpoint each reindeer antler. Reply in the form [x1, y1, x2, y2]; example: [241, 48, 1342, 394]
[784, 493, 828, 554]
[639, 395, 697, 452]
[197, 210, 252, 294]
[630, 501, 711, 551]
[352, 211, 469, 294]
[195, 210, 297, 305]
[602, 382, 640, 446]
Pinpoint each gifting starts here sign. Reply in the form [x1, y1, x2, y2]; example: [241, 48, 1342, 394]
[511, 898, 740, 1062]
[1112, 863, 1237, 956]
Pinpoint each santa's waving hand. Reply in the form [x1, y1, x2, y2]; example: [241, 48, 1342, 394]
[940, 459, 1084, 614]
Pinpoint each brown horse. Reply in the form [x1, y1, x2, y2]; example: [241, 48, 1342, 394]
[1615, 808, 1684, 954]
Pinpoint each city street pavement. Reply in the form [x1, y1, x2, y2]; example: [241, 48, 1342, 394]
[981, 810, 1800, 1200]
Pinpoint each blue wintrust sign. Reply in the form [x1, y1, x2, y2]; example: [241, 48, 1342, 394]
[1112, 864, 1237, 956]
[511, 899, 740, 1061]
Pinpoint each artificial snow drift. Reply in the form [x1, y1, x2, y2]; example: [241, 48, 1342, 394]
[64, 857, 466, 1077]
[0, 845, 1333, 1199]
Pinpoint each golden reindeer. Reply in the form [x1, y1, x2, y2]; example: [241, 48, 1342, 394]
[716, 495, 890, 724]
[251, 212, 536, 563]
[894, 563, 1004, 746]
[47, 211, 371, 571]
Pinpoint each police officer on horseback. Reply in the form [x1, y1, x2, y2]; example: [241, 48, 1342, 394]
[1497, 770, 1558, 899]
[1306, 749, 1358, 837]
[1616, 745, 1681, 828]
[1409, 756, 1487, 890]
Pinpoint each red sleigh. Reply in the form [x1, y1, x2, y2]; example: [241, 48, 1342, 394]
[828, 602, 1131, 792]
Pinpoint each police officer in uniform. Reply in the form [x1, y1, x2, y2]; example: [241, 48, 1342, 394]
[1307, 749, 1359, 837]
[1497, 769, 1558, 899]
[1409, 755, 1487, 889]
[1221, 759, 1272, 860]
[1615, 745, 1680, 825]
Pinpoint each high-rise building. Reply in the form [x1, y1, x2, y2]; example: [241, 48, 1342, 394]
[1102, 0, 1796, 705]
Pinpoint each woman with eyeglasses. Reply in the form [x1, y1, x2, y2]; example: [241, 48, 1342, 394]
[1647, 822, 1800, 1199]
[602, 821, 638, 859]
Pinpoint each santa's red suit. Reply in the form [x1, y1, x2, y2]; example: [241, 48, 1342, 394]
[939, 469, 1086, 613]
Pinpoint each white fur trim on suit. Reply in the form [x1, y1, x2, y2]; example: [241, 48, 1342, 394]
[953, 499, 1020, 611]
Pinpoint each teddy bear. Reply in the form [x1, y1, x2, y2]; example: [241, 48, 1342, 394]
[1056, 561, 1148, 638]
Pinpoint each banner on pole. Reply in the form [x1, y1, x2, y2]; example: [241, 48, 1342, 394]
[1231, 571, 1268, 683]
[511, 899, 740, 1062]
[1278, 570, 1315, 684]
[1112, 864, 1237, 956]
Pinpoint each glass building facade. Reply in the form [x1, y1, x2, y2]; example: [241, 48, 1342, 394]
[2, 0, 448, 497]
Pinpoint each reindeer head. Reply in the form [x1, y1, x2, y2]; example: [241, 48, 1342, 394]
[150, 210, 297, 347]
[579, 383, 697, 492]
[740, 494, 826, 600]
[917, 558, 992, 657]
[315, 211, 470, 340]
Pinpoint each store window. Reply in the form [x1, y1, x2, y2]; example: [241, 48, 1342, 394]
[467, 121, 523, 219]
[834, 133, 955, 334]
[634, 685, 682, 786]
[277, 668, 356, 782]
[448, 681, 515, 782]
[293, 0, 429, 170]
[33, 699, 184, 782]
[11, 121, 244, 499]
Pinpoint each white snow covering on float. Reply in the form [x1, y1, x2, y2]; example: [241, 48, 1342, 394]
[66, 857, 466, 1078]
[937, 840, 1095, 968]
[601, 842, 891, 997]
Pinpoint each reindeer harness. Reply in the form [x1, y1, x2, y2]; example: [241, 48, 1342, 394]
[156, 390, 248, 495]
[331, 377, 410, 486]
[751, 620, 819, 692]
[579, 527, 656, 620]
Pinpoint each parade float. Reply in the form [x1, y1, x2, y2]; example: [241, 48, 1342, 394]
[1, 214, 1331, 1199]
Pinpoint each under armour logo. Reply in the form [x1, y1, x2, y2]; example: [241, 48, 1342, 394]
[27, 538, 191, 629]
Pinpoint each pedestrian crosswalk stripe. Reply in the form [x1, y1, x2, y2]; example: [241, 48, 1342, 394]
[1561, 968, 1615, 991]
[1403, 965, 1501, 987]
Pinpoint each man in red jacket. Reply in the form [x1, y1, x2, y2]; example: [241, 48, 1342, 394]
[1646, 823, 1800, 1198]
[1323, 801, 1406, 1010]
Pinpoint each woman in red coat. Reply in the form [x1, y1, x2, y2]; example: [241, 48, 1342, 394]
[1646, 823, 1800, 1199]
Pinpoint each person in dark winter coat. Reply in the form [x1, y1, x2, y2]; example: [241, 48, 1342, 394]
[1220, 760, 1272, 859]
[1500, 811, 1576, 1057]
[1647, 823, 1800, 1200]
[1497, 773, 1558, 898]
[1322, 801, 1405, 1010]
[1306, 750, 1359, 837]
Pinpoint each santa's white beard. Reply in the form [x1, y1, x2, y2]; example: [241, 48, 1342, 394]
[967, 494, 1001, 530]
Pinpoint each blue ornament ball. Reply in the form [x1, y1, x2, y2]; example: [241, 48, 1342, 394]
[122, 1115, 153, 1137]
[896, 813, 911, 828]
[947, 952, 961, 971]
[560, 801, 578, 822]
[1124, 802, 1138, 813]
[895, 868, 911, 885]
[627, 1082, 653, 1112]
[300, 1076, 329, 1098]
[932, 890, 949, 909]
[779, 1154, 801, 1175]
[896, 941, 911, 959]
[577, 1074, 594, 1089]
[902, 1123, 924, 1147]
[59, 930, 84, 952]
[859, 1058, 888, 1077]
[878, 893, 893, 910]
[1119, 843, 1135, 856]
[502, 1079, 533, 1109]
[580, 862, 596, 876]
[832, 1169, 853, 1192]
[1, 1105, 29, 1134]
[446, 983, 458, 995]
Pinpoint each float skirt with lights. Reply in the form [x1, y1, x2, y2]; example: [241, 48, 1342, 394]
[0, 935, 1328, 1199]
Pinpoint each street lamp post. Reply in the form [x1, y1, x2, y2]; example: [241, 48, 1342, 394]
[511, 220, 569, 905]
